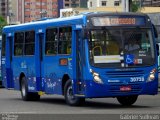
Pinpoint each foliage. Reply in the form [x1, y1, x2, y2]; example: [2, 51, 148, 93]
[131, 1, 140, 12]
[0, 16, 7, 35]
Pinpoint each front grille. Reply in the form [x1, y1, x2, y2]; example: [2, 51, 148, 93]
[109, 84, 142, 95]
[106, 70, 145, 78]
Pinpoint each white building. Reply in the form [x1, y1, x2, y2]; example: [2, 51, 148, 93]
[87, 0, 121, 9]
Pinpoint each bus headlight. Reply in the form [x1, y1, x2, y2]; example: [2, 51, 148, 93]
[147, 68, 156, 82]
[90, 69, 103, 84]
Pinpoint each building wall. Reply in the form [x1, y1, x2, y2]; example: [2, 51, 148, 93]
[17, 0, 59, 23]
[80, 0, 87, 8]
[80, 6, 160, 13]
[140, 7, 160, 13]
[18, 0, 24, 23]
[0, 0, 18, 24]
[1, 0, 66, 23]
[0, 0, 6, 17]
[87, 0, 98, 9]
[141, 0, 160, 7]
[10, 0, 18, 24]
[0, 0, 11, 19]
[86, 0, 160, 13]
[63, 0, 80, 8]
[2, 0, 160, 24]
[88, 0, 121, 9]
[98, 0, 115, 7]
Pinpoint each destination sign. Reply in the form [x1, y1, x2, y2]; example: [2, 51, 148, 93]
[91, 16, 145, 26]
[109, 18, 135, 25]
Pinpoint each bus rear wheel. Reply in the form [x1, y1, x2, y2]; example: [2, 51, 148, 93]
[64, 80, 85, 106]
[20, 77, 40, 101]
[117, 95, 138, 106]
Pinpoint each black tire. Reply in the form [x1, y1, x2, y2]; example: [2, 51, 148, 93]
[20, 77, 40, 101]
[64, 80, 85, 106]
[117, 95, 138, 106]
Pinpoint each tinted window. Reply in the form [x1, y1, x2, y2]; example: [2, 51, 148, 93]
[14, 32, 24, 56]
[24, 31, 35, 55]
[58, 27, 72, 54]
[45, 28, 58, 55]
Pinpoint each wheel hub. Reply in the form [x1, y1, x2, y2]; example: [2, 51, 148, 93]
[67, 86, 75, 100]
[21, 82, 26, 97]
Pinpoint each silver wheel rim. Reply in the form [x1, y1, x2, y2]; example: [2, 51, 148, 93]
[21, 81, 26, 97]
[67, 86, 75, 101]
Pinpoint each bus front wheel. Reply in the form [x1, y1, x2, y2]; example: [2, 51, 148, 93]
[64, 80, 85, 106]
[20, 77, 40, 101]
[117, 95, 138, 106]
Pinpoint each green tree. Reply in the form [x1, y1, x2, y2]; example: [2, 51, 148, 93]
[0, 16, 7, 35]
[130, 1, 141, 12]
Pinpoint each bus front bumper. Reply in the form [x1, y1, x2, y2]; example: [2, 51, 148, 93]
[84, 80, 158, 98]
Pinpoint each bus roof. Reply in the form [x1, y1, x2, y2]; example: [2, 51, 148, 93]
[3, 12, 149, 32]
[83, 12, 148, 17]
[3, 14, 84, 31]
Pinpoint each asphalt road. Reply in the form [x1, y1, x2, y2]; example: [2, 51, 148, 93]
[0, 88, 160, 115]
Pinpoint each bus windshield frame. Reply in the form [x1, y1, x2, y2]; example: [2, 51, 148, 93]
[88, 27, 155, 68]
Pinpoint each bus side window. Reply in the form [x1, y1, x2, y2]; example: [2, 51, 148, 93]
[45, 28, 58, 55]
[58, 27, 72, 55]
[24, 31, 35, 55]
[15, 46, 23, 55]
[14, 32, 24, 56]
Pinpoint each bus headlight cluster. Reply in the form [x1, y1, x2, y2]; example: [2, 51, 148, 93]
[90, 69, 103, 84]
[147, 68, 156, 82]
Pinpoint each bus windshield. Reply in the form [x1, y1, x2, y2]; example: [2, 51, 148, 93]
[89, 28, 155, 68]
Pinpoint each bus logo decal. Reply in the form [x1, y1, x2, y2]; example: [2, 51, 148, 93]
[21, 61, 27, 68]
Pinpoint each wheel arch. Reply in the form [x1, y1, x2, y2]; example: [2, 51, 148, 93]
[19, 72, 25, 90]
[62, 74, 70, 95]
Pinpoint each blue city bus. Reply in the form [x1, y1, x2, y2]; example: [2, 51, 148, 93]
[2, 12, 158, 106]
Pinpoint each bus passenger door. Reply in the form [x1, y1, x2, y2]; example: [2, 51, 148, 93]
[1, 34, 6, 87]
[74, 30, 85, 95]
[5, 35, 14, 88]
[36, 33, 44, 91]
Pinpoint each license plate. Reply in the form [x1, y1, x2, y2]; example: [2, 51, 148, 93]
[120, 86, 131, 91]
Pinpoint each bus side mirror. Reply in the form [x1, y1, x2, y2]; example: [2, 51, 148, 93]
[156, 44, 159, 56]
[82, 29, 89, 39]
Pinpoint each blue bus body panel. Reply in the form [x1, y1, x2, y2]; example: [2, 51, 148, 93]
[4, 36, 14, 88]
[12, 57, 36, 91]
[42, 56, 72, 94]
[1, 57, 6, 87]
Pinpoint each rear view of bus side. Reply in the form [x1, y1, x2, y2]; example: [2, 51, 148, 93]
[1, 12, 158, 106]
